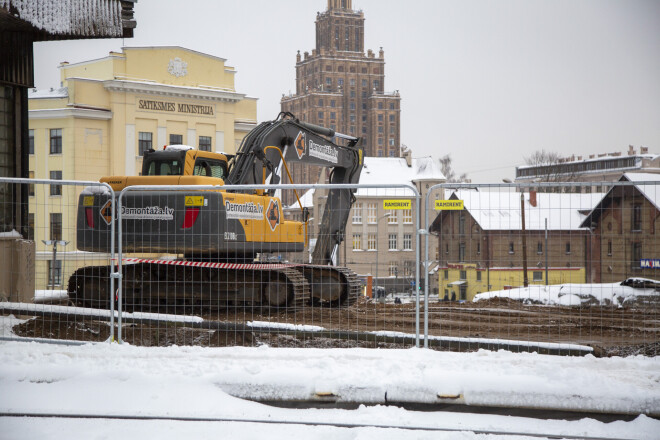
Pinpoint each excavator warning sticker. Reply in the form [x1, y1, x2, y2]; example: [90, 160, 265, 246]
[83, 196, 94, 206]
[295, 131, 305, 160]
[225, 201, 264, 220]
[266, 199, 280, 231]
[100, 200, 113, 225]
[185, 196, 204, 206]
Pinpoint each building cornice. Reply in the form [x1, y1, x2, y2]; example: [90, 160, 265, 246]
[103, 80, 245, 103]
[235, 121, 257, 132]
[29, 107, 113, 120]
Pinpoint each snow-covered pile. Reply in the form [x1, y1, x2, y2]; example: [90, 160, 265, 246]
[474, 278, 659, 307]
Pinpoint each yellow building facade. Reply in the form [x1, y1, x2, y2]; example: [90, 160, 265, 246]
[28, 47, 257, 289]
[439, 263, 586, 302]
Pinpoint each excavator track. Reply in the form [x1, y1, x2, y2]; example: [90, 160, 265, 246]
[68, 261, 360, 312]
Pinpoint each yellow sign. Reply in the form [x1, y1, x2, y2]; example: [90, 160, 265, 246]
[383, 200, 411, 210]
[83, 196, 94, 206]
[185, 196, 204, 207]
[435, 200, 464, 210]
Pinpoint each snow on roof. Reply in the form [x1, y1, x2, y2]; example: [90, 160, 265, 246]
[28, 87, 68, 99]
[450, 190, 605, 231]
[621, 172, 660, 210]
[286, 188, 315, 210]
[356, 156, 445, 197]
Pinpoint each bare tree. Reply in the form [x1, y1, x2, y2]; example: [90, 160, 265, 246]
[439, 154, 469, 183]
[523, 149, 577, 189]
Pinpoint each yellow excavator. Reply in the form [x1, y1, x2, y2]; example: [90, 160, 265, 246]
[68, 113, 364, 310]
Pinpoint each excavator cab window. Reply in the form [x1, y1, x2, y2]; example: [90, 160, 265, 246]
[193, 158, 227, 179]
[145, 159, 183, 176]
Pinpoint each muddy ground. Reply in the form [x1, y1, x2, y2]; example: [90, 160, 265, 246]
[9, 297, 660, 357]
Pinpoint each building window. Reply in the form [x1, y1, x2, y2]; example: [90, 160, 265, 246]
[362, 79, 367, 87]
[349, 102, 355, 110]
[388, 211, 397, 224]
[367, 234, 376, 250]
[389, 115, 395, 122]
[330, 111, 336, 119]
[459, 270, 467, 280]
[367, 203, 377, 223]
[459, 213, 465, 234]
[388, 234, 397, 250]
[352, 203, 362, 223]
[48, 260, 62, 286]
[199, 136, 212, 152]
[170, 134, 183, 144]
[378, 138, 383, 145]
[607, 240, 612, 256]
[537, 242, 543, 254]
[388, 150, 395, 157]
[318, 98, 324, 106]
[389, 138, 395, 146]
[509, 242, 514, 254]
[402, 209, 412, 224]
[28, 171, 34, 196]
[337, 78, 344, 86]
[631, 242, 642, 269]
[49, 128, 62, 154]
[377, 150, 383, 157]
[459, 243, 465, 262]
[476, 271, 482, 281]
[373, 80, 380, 89]
[477, 242, 481, 254]
[352, 234, 362, 250]
[632, 204, 642, 231]
[378, 114, 383, 122]
[330, 100, 336, 107]
[27, 213, 34, 241]
[326, 77, 332, 86]
[444, 270, 449, 279]
[29, 129, 34, 154]
[389, 262, 398, 277]
[50, 213, 62, 241]
[565, 242, 571, 254]
[403, 234, 412, 250]
[533, 271, 543, 281]
[318, 111, 324, 119]
[445, 243, 449, 254]
[49, 171, 62, 196]
[138, 132, 153, 156]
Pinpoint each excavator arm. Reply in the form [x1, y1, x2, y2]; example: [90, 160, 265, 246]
[226, 112, 363, 265]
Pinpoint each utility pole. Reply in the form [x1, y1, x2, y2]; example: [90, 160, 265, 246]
[545, 218, 549, 286]
[521, 193, 529, 287]
[42, 239, 69, 289]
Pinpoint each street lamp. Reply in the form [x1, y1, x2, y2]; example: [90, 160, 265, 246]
[375, 212, 391, 294]
[42, 239, 69, 289]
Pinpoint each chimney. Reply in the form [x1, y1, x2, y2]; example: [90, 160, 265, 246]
[529, 190, 537, 207]
[641, 146, 649, 154]
[628, 145, 635, 156]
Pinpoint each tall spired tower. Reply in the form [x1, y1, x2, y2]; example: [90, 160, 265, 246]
[281, 0, 402, 199]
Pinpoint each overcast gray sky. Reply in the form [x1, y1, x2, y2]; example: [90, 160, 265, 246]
[33, 0, 660, 183]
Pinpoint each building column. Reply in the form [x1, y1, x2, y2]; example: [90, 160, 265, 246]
[125, 124, 135, 176]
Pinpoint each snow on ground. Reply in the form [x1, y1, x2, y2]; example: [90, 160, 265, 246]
[474, 278, 659, 307]
[0, 339, 659, 439]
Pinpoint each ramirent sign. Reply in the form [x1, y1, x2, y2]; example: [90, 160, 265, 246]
[435, 200, 464, 210]
[383, 200, 411, 210]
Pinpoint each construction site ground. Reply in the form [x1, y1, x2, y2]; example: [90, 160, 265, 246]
[9, 296, 659, 357]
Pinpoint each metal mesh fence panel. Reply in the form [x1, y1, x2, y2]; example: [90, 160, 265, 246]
[0, 177, 116, 343]
[111, 183, 421, 348]
[424, 180, 659, 357]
